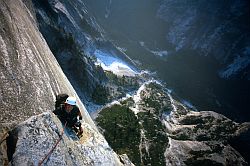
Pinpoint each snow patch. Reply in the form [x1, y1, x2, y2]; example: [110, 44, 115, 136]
[151, 50, 168, 57]
[99, 61, 137, 77]
[139, 41, 145, 47]
[94, 50, 137, 76]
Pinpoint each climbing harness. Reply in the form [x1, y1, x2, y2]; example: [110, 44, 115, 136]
[38, 122, 67, 166]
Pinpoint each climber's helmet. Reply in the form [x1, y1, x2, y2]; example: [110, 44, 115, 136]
[65, 97, 77, 106]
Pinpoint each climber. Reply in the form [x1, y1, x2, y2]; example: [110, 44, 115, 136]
[53, 96, 83, 137]
[55, 93, 69, 110]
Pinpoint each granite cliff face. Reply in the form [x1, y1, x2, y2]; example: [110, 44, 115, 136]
[0, 0, 95, 126]
[0, 0, 132, 165]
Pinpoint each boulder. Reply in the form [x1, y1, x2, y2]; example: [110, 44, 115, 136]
[7, 112, 133, 166]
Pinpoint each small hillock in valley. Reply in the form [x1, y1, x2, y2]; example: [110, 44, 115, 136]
[96, 82, 250, 166]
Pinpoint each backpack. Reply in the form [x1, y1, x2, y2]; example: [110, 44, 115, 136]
[55, 93, 69, 109]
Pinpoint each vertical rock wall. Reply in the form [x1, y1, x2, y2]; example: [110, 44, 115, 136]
[0, 0, 94, 127]
[0, 0, 97, 164]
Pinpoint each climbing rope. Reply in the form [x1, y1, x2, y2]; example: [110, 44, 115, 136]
[38, 122, 67, 166]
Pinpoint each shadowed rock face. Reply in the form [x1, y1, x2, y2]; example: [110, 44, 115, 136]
[32, 0, 109, 98]
[7, 112, 133, 166]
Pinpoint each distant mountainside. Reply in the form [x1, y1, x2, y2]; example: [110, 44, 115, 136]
[85, 0, 250, 79]
[32, 0, 138, 102]
[84, 0, 250, 122]
[157, 0, 250, 79]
